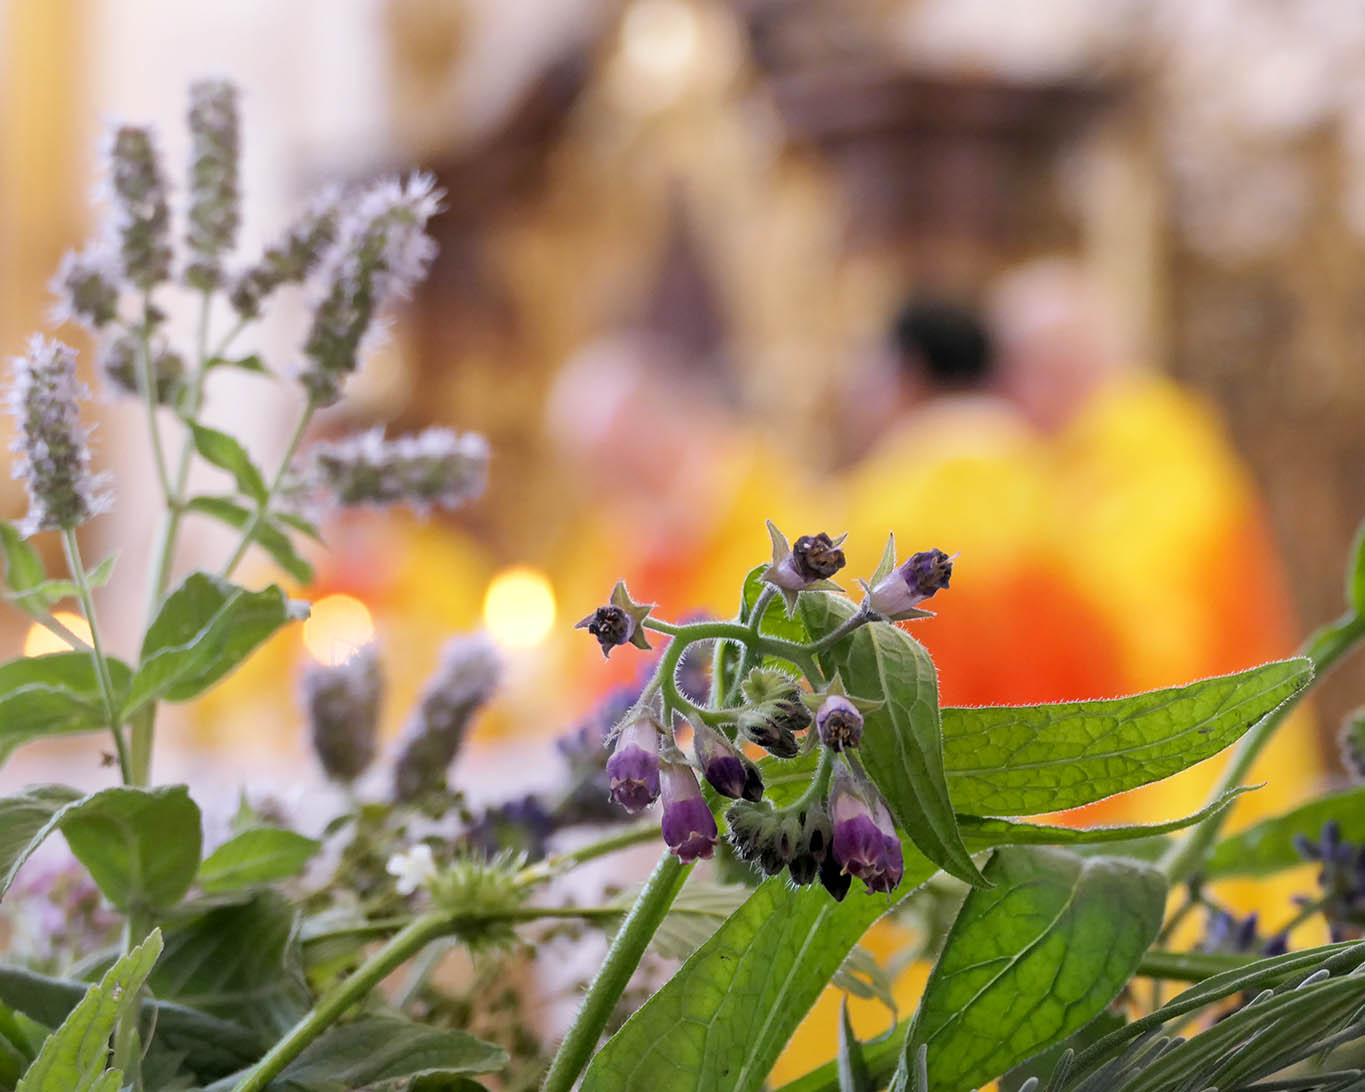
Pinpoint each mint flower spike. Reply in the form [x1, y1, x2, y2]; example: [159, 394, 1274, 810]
[801, 674, 882, 752]
[857, 532, 954, 621]
[301, 643, 383, 784]
[575, 580, 653, 659]
[6, 336, 112, 536]
[659, 761, 717, 863]
[309, 427, 489, 514]
[606, 712, 662, 813]
[184, 78, 242, 291]
[99, 331, 184, 405]
[49, 242, 121, 331]
[229, 186, 341, 319]
[105, 125, 173, 291]
[760, 520, 847, 616]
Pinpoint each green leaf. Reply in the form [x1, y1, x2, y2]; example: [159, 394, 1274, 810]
[185, 497, 314, 585]
[197, 829, 321, 893]
[898, 847, 1165, 1092]
[742, 565, 811, 645]
[124, 572, 304, 714]
[15, 928, 162, 1092]
[274, 511, 323, 544]
[0, 785, 85, 898]
[801, 594, 986, 887]
[0, 964, 262, 1085]
[581, 867, 932, 1092]
[837, 1000, 875, 1092]
[206, 353, 270, 376]
[151, 890, 309, 1039]
[1203, 786, 1365, 878]
[1349, 517, 1365, 616]
[58, 786, 202, 912]
[0, 523, 46, 593]
[202, 1017, 507, 1092]
[999, 1011, 1125, 1092]
[0, 654, 133, 761]
[939, 658, 1312, 815]
[188, 422, 269, 502]
[7, 557, 117, 612]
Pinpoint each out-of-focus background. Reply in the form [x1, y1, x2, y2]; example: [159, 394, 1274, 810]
[2, 0, 1364, 1078]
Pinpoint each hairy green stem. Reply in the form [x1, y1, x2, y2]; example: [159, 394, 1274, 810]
[1162, 612, 1365, 883]
[516, 820, 659, 887]
[221, 399, 316, 579]
[805, 602, 873, 655]
[541, 851, 689, 1092]
[135, 306, 174, 503]
[9, 604, 92, 652]
[61, 529, 129, 783]
[644, 618, 821, 681]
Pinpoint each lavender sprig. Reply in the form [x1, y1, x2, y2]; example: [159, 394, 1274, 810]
[184, 79, 241, 290]
[229, 187, 341, 319]
[302, 644, 384, 784]
[309, 427, 488, 514]
[105, 126, 172, 291]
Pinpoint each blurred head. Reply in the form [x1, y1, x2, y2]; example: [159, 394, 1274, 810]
[890, 296, 994, 393]
[987, 258, 1131, 433]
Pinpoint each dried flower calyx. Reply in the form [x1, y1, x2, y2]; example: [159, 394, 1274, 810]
[859, 534, 954, 621]
[761, 521, 846, 615]
[575, 581, 653, 658]
[802, 675, 881, 752]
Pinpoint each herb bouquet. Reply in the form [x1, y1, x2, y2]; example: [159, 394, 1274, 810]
[1, 80, 1365, 1092]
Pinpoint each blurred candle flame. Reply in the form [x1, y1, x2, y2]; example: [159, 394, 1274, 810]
[483, 567, 556, 650]
[23, 611, 93, 657]
[302, 593, 376, 666]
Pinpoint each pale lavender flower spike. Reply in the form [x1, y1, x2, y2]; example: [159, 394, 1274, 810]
[105, 125, 172, 290]
[184, 79, 242, 290]
[6, 336, 112, 536]
[49, 243, 121, 331]
[230, 186, 342, 319]
[301, 643, 384, 784]
[309, 427, 489, 514]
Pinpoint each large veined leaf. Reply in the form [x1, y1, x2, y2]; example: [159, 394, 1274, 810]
[1203, 786, 1365, 878]
[58, 786, 202, 912]
[0, 785, 84, 898]
[196, 828, 321, 893]
[894, 847, 1164, 1092]
[801, 595, 985, 887]
[580, 865, 935, 1092]
[15, 929, 162, 1092]
[0, 654, 133, 762]
[939, 658, 1312, 815]
[200, 1017, 507, 1092]
[124, 572, 305, 715]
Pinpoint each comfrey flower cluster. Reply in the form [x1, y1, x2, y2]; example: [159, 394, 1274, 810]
[6, 337, 111, 536]
[582, 524, 953, 899]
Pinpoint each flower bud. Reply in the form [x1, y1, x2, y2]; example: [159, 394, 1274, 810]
[659, 762, 717, 863]
[867, 548, 953, 620]
[106, 126, 172, 290]
[819, 852, 852, 901]
[692, 719, 759, 800]
[737, 694, 810, 759]
[830, 766, 904, 895]
[50, 244, 120, 330]
[391, 633, 501, 802]
[786, 806, 833, 887]
[725, 799, 774, 863]
[606, 714, 661, 813]
[575, 581, 653, 658]
[301, 644, 383, 783]
[184, 79, 242, 290]
[817, 695, 864, 751]
[6, 337, 112, 536]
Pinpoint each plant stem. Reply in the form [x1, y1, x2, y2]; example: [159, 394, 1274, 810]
[805, 602, 873, 655]
[10, 605, 92, 652]
[1161, 612, 1365, 883]
[541, 851, 689, 1092]
[516, 820, 659, 887]
[134, 307, 174, 503]
[111, 904, 154, 1089]
[61, 529, 130, 783]
[644, 618, 821, 681]
[221, 399, 316, 579]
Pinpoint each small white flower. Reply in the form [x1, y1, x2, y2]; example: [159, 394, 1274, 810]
[386, 843, 437, 896]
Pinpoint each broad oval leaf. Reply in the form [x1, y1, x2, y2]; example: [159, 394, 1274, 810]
[188, 422, 269, 502]
[0, 522, 46, 592]
[939, 658, 1312, 815]
[1203, 786, 1365, 878]
[125, 572, 305, 715]
[197, 828, 321, 893]
[59, 786, 202, 912]
[801, 594, 986, 887]
[580, 868, 932, 1092]
[15, 928, 162, 1092]
[0, 654, 133, 762]
[0, 785, 84, 898]
[898, 847, 1165, 1092]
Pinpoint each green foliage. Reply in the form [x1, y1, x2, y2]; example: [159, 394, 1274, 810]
[197, 829, 321, 893]
[124, 571, 304, 715]
[0, 523, 46, 595]
[188, 422, 269, 503]
[938, 659, 1312, 815]
[742, 565, 811, 645]
[801, 594, 985, 887]
[58, 786, 202, 912]
[836, 1000, 875, 1092]
[895, 848, 1164, 1092]
[206, 353, 270, 376]
[581, 867, 933, 1092]
[186, 497, 314, 585]
[151, 891, 309, 1039]
[0, 654, 133, 763]
[201, 1018, 507, 1092]
[0, 785, 84, 898]
[1348, 516, 1365, 617]
[14, 928, 162, 1092]
[1204, 786, 1365, 877]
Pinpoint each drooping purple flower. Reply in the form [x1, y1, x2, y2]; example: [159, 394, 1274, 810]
[659, 762, 717, 863]
[867, 548, 953, 620]
[817, 694, 864, 751]
[829, 767, 903, 894]
[692, 719, 757, 800]
[606, 714, 661, 813]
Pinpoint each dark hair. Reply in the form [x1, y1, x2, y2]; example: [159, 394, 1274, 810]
[890, 297, 993, 390]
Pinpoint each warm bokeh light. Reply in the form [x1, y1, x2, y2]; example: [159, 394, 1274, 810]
[482, 567, 556, 649]
[23, 612, 94, 657]
[302, 594, 376, 666]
